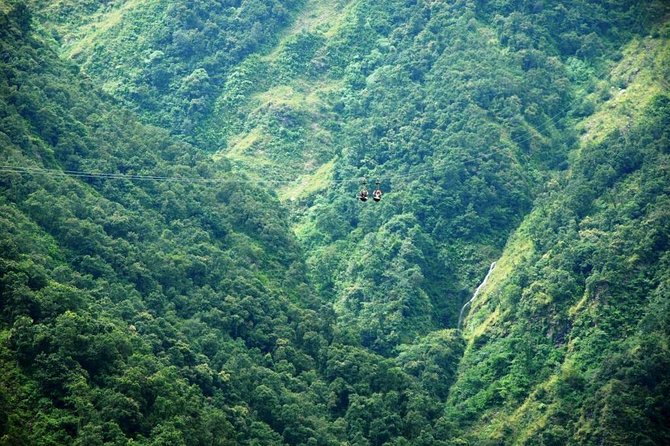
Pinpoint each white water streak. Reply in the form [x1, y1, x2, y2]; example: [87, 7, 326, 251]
[458, 261, 497, 330]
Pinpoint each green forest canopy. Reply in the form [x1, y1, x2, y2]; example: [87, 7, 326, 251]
[1, 0, 669, 444]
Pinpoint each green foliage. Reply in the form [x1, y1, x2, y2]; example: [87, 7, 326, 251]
[1, 0, 669, 444]
[447, 91, 670, 444]
[32, 0, 305, 136]
[397, 330, 465, 399]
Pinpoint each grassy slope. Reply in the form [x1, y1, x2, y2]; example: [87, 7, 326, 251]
[203, 0, 356, 198]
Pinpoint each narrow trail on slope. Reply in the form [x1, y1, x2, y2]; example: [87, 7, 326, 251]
[458, 262, 497, 330]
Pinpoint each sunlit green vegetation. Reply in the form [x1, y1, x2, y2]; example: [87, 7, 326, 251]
[1, 0, 669, 444]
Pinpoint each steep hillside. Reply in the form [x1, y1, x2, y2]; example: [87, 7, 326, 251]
[451, 31, 670, 445]
[3, 0, 670, 444]
[0, 3, 464, 445]
[204, 0, 667, 355]
[30, 0, 305, 134]
[0, 3, 325, 444]
[37, 0, 669, 357]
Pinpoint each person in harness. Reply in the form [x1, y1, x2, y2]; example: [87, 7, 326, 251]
[358, 183, 369, 201]
[372, 180, 382, 201]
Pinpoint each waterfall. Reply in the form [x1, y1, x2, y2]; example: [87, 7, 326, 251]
[458, 261, 497, 330]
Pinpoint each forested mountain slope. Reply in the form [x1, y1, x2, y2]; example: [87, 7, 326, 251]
[0, 2, 335, 443]
[1, 0, 669, 444]
[0, 2, 461, 444]
[448, 32, 670, 444]
[31, 0, 306, 134]
[33, 0, 668, 356]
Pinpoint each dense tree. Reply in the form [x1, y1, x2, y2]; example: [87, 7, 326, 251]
[1, 0, 669, 444]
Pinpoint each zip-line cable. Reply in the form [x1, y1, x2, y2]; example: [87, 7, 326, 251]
[0, 107, 569, 187]
[0, 164, 362, 185]
[0, 165, 225, 183]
